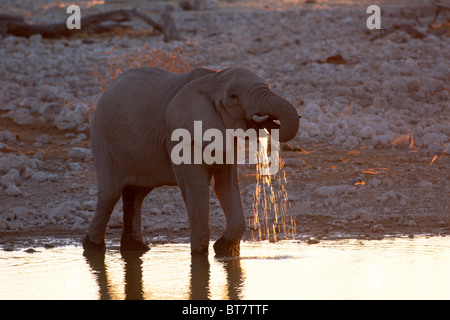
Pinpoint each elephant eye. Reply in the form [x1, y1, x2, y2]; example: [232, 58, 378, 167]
[229, 93, 238, 100]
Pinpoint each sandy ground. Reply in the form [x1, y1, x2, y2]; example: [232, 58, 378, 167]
[0, 0, 449, 250]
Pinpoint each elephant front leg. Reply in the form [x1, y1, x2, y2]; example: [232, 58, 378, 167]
[173, 165, 211, 257]
[185, 187, 211, 257]
[213, 164, 246, 257]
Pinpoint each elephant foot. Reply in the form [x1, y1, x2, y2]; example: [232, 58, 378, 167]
[213, 237, 241, 257]
[120, 233, 150, 253]
[191, 248, 209, 258]
[82, 234, 106, 256]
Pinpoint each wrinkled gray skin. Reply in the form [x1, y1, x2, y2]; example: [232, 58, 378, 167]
[83, 67, 300, 257]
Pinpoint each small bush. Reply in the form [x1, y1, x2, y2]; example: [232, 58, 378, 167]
[91, 46, 192, 91]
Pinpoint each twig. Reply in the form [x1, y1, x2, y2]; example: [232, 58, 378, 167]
[0, 9, 184, 42]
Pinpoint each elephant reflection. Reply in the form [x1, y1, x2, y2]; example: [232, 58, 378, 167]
[83, 250, 244, 300]
[83, 251, 144, 300]
[190, 256, 244, 300]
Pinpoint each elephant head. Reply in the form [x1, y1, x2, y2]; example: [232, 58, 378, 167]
[166, 67, 300, 149]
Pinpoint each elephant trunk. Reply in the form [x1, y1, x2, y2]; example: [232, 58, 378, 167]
[249, 91, 300, 142]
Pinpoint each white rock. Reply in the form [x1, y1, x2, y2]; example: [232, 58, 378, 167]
[418, 180, 433, 189]
[427, 142, 445, 154]
[422, 132, 447, 149]
[54, 103, 89, 130]
[162, 203, 175, 214]
[371, 118, 390, 135]
[72, 215, 89, 229]
[371, 224, 385, 232]
[83, 200, 97, 211]
[13, 108, 35, 125]
[373, 134, 393, 147]
[39, 85, 60, 102]
[74, 102, 89, 115]
[403, 219, 417, 227]
[150, 208, 162, 215]
[12, 207, 34, 219]
[29, 33, 42, 44]
[1, 212, 14, 221]
[6, 220, 24, 230]
[47, 204, 72, 223]
[67, 147, 93, 161]
[377, 190, 398, 202]
[76, 211, 92, 220]
[283, 158, 306, 168]
[34, 134, 52, 145]
[108, 211, 122, 228]
[320, 122, 333, 137]
[404, 58, 417, 73]
[352, 208, 374, 222]
[68, 162, 83, 170]
[1, 168, 21, 187]
[357, 126, 376, 139]
[19, 97, 40, 112]
[314, 185, 355, 197]
[343, 136, 360, 149]
[54, 113, 82, 130]
[302, 120, 321, 137]
[301, 102, 323, 121]
[31, 171, 58, 182]
[70, 134, 87, 144]
[0, 131, 17, 144]
[299, 130, 311, 141]
[0, 219, 7, 230]
[27, 158, 44, 171]
[5, 185, 22, 197]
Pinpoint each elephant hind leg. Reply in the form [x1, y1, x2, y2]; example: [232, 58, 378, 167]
[121, 186, 153, 253]
[84, 186, 122, 252]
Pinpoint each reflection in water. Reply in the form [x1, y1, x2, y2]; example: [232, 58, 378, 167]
[221, 259, 245, 300]
[83, 249, 245, 300]
[2, 238, 450, 299]
[83, 251, 112, 300]
[123, 253, 144, 300]
[189, 257, 210, 300]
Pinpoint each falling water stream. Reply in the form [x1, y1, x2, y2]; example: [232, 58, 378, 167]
[1, 236, 450, 300]
[249, 134, 296, 242]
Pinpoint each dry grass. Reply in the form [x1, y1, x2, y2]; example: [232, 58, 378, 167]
[91, 46, 193, 91]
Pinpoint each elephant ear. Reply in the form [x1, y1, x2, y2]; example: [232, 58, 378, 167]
[165, 72, 233, 154]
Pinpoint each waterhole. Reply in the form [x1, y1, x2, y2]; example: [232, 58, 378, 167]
[1, 237, 449, 300]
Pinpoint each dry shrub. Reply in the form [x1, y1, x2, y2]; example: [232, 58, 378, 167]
[91, 46, 192, 91]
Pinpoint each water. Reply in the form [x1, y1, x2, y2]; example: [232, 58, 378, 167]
[249, 135, 296, 242]
[1, 237, 450, 300]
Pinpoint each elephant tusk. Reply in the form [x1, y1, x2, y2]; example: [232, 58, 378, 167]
[252, 114, 269, 123]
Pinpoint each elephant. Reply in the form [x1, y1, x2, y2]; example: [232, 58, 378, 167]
[82, 66, 300, 257]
